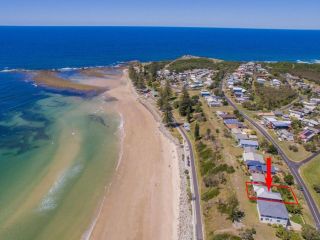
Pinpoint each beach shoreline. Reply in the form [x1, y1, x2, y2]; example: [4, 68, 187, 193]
[83, 69, 186, 240]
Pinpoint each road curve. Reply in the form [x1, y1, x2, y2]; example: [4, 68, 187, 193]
[224, 93, 320, 230]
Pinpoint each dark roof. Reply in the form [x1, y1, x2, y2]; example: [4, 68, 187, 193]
[257, 200, 289, 220]
[224, 119, 240, 125]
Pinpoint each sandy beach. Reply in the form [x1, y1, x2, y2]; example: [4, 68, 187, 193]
[87, 69, 181, 240]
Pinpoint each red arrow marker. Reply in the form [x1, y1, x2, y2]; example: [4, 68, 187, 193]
[265, 157, 273, 192]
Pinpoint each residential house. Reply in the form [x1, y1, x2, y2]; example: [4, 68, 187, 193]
[249, 165, 276, 174]
[257, 78, 267, 85]
[256, 187, 283, 202]
[263, 117, 291, 129]
[200, 90, 211, 97]
[257, 200, 289, 227]
[289, 109, 305, 119]
[234, 133, 250, 142]
[243, 152, 264, 163]
[299, 127, 319, 143]
[271, 79, 281, 87]
[224, 119, 240, 125]
[239, 139, 259, 149]
[276, 129, 294, 141]
[231, 128, 243, 135]
[250, 173, 265, 184]
[302, 119, 319, 127]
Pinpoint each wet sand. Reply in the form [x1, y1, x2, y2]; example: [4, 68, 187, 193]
[89, 70, 180, 240]
[32, 70, 105, 93]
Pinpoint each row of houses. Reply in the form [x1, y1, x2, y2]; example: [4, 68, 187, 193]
[217, 110, 290, 227]
[157, 68, 216, 89]
[259, 109, 320, 143]
[200, 90, 223, 107]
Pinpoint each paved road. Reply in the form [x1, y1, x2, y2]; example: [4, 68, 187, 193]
[177, 126, 204, 240]
[224, 93, 320, 229]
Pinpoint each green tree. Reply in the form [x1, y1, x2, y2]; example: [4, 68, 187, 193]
[284, 174, 294, 185]
[194, 122, 200, 140]
[163, 80, 172, 99]
[162, 100, 173, 126]
[179, 86, 192, 116]
[267, 144, 278, 154]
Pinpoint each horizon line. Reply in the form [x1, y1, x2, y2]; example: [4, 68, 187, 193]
[1, 25, 320, 31]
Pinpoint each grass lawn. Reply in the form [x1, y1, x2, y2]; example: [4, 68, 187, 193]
[290, 214, 305, 225]
[301, 156, 320, 211]
[267, 130, 311, 162]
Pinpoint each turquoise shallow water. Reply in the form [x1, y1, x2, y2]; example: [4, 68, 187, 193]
[0, 72, 120, 239]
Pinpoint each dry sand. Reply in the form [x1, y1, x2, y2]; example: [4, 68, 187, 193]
[89, 69, 180, 240]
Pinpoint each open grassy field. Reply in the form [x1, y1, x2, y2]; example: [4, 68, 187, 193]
[301, 156, 320, 211]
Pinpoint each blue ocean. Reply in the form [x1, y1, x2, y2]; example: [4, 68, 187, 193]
[0, 26, 320, 239]
[0, 27, 320, 70]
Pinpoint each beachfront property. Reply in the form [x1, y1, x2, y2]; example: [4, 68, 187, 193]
[234, 133, 250, 142]
[250, 172, 265, 184]
[239, 139, 259, 149]
[243, 152, 264, 163]
[257, 200, 289, 227]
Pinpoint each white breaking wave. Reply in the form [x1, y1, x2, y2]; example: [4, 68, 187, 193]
[296, 59, 320, 64]
[37, 164, 83, 212]
[116, 112, 125, 171]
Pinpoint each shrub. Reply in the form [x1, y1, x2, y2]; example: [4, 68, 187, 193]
[201, 188, 220, 201]
[284, 174, 295, 185]
[301, 224, 320, 240]
[289, 144, 299, 152]
[313, 184, 320, 194]
[211, 233, 241, 240]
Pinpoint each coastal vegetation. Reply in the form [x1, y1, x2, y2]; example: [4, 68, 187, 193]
[243, 82, 297, 110]
[167, 57, 239, 73]
[265, 62, 320, 84]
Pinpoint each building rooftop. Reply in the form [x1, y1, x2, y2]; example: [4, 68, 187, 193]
[256, 187, 283, 201]
[251, 173, 265, 183]
[257, 200, 289, 220]
[240, 139, 259, 146]
[243, 152, 264, 163]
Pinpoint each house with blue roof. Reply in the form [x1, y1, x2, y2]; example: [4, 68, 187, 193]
[239, 139, 259, 149]
[248, 165, 276, 174]
[224, 119, 240, 125]
[257, 200, 289, 227]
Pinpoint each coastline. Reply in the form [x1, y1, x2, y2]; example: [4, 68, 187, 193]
[85, 69, 189, 239]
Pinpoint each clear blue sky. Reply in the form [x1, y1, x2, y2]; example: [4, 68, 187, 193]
[1, 0, 320, 29]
